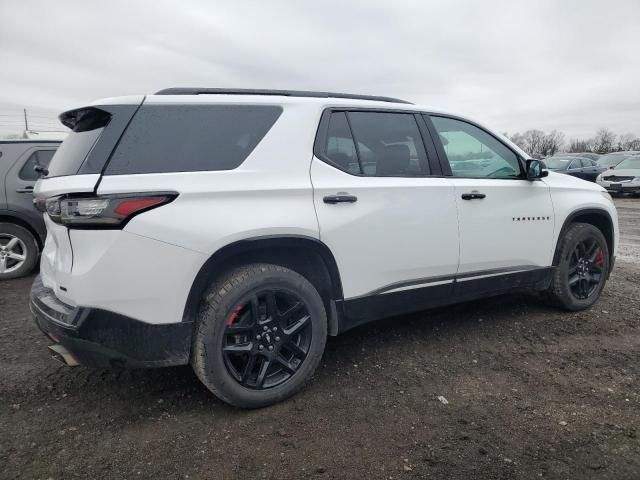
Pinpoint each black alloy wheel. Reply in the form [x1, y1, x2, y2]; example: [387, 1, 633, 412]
[222, 289, 312, 390]
[192, 263, 327, 408]
[567, 237, 606, 300]
[545, 222, 610, 311]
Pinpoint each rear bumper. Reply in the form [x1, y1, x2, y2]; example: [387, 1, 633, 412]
[30, 275, 193, 368]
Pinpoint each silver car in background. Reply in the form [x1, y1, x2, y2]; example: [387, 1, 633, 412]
[596, 153, 640, 195]
[597, 151, 640, 170]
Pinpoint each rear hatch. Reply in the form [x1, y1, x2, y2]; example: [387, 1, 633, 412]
[34, 97, 143, 301]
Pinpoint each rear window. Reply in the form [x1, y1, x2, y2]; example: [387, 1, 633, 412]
[105, 105, 283, 175]
[47, 108, 111, 177]
[47, 130, 103, 177]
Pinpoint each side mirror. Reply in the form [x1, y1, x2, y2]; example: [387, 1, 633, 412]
[526, 159, 548, 180]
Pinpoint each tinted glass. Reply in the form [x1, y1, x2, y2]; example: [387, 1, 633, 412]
[106, 105, 282, 175]
[580, 158, 594, 167]
[47, 129, 104, 177]
[545, 157, 571, 169]
[47, 108, 111, 177]
[347, 112, 429, 176]
[430, 116, 521, 178]
[19, 150, 56, 180]
[324, 112, 360, 174]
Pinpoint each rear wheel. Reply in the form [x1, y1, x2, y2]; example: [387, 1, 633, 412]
[0, 223, 38, 280]
[192, 263, 327, 408]
[546, 222, 610, 311]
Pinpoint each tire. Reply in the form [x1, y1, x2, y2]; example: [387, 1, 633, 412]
[546, 222, 610, 311]
[192, 263, 327, 408]
[0, 223, 39, 280]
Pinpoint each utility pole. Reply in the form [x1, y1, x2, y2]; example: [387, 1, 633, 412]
[23, 108, 29, 131]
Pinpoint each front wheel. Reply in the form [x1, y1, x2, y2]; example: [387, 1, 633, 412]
[192, 263, 327, 408]
[546, 222, 610, 311]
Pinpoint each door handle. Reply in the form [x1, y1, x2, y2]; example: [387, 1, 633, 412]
[16, 187, 34, 193]
[323, 194, 358, 204]
[461, 191, 486, 200]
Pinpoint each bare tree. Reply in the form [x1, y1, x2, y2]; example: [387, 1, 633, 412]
[539, 130, 565, 156]
[509, 129, 564, 157]
[618, 133, 640, 151]
[508, 132, 527, 151]
[568, 138, 593, 153]
[592, 128, 617, 153]
[509, 128, 639, 156]
[522, 130, 545, 155]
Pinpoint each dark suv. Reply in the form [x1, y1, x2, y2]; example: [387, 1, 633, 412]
[0, 140, 60, 279]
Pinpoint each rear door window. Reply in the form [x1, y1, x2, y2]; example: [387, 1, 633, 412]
[19, 150, 56, 180]
[105, 105, 282, 175]
[324, 112, 360, 174]
[320, 111, 430, 176]
[581, 158, 594, 167]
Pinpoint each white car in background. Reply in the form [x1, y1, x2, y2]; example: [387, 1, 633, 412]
[597, 151, 640, 170]
[596, 154, 640, 195]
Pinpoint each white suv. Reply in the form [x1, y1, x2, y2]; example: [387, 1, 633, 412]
[31, 89, 618, 407]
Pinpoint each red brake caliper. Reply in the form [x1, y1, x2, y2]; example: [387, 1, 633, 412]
[594, 250, 604, 267]
[227, 305, 243, 326]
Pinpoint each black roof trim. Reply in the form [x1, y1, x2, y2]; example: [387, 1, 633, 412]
[154, 88, 413, 105]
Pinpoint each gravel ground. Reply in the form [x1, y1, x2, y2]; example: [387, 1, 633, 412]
[1, 198, 639, 480]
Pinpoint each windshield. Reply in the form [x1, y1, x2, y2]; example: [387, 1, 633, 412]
[598, 154, 626, 167]
[545, 157, 572, 169]
[615, 157, 640, 170]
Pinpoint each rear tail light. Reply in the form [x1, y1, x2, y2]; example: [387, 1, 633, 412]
[44, 193, 177, 228]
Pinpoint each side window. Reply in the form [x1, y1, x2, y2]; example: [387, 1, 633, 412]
[324, 112, 360, 174]
[581, 158, 594, 168]
[568, 159, 580, 170]
[429, 116, 521, 179]
[347, 112, 430, 176]
[105, 105, 282, 175]
[19, 150, 56, 181]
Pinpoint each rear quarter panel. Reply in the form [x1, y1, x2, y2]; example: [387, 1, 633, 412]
[96, 101, 323, 257]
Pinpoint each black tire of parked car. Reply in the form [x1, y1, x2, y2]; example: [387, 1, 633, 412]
[0, 223, 39, 281]
[192, 263, 327, 408]
[545, 222, 610, 311]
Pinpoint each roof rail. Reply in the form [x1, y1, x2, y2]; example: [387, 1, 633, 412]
[154, 88, 412, 104]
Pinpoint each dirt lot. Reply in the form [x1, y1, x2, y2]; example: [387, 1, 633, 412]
[1, 198, 639, 480]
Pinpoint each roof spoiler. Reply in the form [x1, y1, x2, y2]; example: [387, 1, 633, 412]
[154, 88, 413, 105]
[59, 107, 111, 132]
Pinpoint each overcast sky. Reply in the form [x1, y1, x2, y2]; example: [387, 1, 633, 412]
[1, 0, 638, 139]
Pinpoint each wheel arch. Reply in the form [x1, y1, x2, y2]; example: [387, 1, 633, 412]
[182, 235, 344, 336]
[553, 208, 614, 266]
[0, 211, 45, 248]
